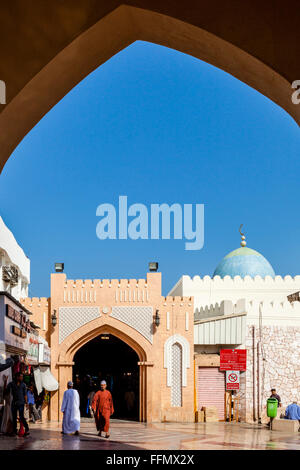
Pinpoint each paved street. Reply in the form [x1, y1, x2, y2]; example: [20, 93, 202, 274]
[0, 418, 299, 450]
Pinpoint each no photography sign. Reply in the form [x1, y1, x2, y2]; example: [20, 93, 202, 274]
[226, 370, 240, 390]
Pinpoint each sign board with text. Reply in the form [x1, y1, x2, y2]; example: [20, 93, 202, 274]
[220, 349, 247, 371]
[38, 342, 51, 365]
[226, 370, 240, 390]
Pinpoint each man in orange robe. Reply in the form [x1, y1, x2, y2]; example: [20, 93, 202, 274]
[92, 380, 114, 438]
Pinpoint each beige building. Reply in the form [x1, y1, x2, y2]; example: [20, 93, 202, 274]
[18, 232, 300, 425]
[21, 271, 195, 423]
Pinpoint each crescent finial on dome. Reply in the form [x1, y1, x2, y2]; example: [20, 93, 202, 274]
[213, 227, 275, 278]
[239, 224, 246, 247]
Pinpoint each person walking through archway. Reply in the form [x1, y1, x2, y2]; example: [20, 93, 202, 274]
[91, 380, 114, 438]
[124, 386, 135, 418]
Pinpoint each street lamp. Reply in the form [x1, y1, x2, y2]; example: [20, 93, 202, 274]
[154, 309, 160, 327]
[149, 262, 158, 272]
[51, 310, 57, 327]
[55, 263, 64, 273]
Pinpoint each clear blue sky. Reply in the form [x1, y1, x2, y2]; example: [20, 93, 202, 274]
[0, 41, 299, 297]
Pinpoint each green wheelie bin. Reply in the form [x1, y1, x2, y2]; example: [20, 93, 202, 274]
[267, 398, 278, 418]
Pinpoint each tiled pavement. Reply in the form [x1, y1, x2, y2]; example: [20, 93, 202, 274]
[0, 418, 299, 450]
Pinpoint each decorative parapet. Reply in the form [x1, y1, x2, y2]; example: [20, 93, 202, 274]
[169, 275, 300, 300]
[246, 299, 300, 324]
[169, 275, 300, 312]
[195, 299, 246, 320]
[56, 273, 161, 305]
[20, 297, 49, 308]
[179, 274, 300, 286]
[194, 298, 300, 327]
[161, 296, 193, 304]
[160, 296, 193, 334]
[20, 297, 50, 335]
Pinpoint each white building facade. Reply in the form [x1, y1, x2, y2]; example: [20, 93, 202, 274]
[0, 216, 30, 299]
[169, 233, 300, 423]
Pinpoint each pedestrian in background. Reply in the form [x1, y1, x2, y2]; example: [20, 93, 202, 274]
[270, 388, 282, 407]
[285, 399, 300, 424]
[87, 387, 96, 418]
[124, 387, 135, 418]
[27, 384, 40, 423]
[92, 380, 114, 438]
[5, 372, 30, 436]
[0, 375, 13, 435]
[61, 381, 80, 435]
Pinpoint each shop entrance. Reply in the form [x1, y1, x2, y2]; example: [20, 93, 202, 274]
[73, 333, 139, 421]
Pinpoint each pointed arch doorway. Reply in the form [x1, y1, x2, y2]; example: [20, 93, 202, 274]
[73, 333, 139, 421]
[55, 317, 152, 423]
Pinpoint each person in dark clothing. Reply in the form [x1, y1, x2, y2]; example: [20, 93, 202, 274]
[5, 372, 29, 436]
[270, 388, 282, 407]
[27, 384, 40, 423]
[267, 388, 282, 428]
[35, 389, 45, 420]
[80, 375, 91, 417]
[0, 357, 14, 372]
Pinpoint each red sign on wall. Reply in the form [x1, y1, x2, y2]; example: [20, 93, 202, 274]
[220, 349, 247, 371]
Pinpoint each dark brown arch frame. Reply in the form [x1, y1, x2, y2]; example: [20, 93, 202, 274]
[0, 5, 298, 173]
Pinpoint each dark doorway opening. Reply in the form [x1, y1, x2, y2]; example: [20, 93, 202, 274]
[73, 334, 139, 421]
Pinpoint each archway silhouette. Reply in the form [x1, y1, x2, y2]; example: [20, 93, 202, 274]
[0, 5, 298, 172]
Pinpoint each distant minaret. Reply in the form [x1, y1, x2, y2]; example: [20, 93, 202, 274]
[239, 224, 246, 247]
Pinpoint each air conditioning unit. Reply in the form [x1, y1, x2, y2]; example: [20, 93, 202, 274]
[2, 265, 19, 286]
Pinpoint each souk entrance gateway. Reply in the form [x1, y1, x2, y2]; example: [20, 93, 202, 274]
[22, 271, 195, 422]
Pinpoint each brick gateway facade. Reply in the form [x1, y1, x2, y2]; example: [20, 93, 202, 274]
[22, 272, 194, 423]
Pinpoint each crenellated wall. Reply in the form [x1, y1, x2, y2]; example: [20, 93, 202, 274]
[195, 299, 247, 320]
[57, 274, 160, 306]
[20, 296, 50, 342]
[169, 275, 300, 315]
[195, 298, 300, 327]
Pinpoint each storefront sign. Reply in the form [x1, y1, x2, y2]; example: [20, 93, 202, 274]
[226, 370, 240, 390]
[220, 349, 247, 371]
[6, 304, 31, 332]
[27, 336, 39, 364]
[2, 300, 34, 353]
[11, 325, 27, 339]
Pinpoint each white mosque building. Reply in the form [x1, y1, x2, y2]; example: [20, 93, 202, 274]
[169, 226, 300, 423]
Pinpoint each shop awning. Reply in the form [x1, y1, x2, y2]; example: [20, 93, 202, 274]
[34, 366, 59, 395]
